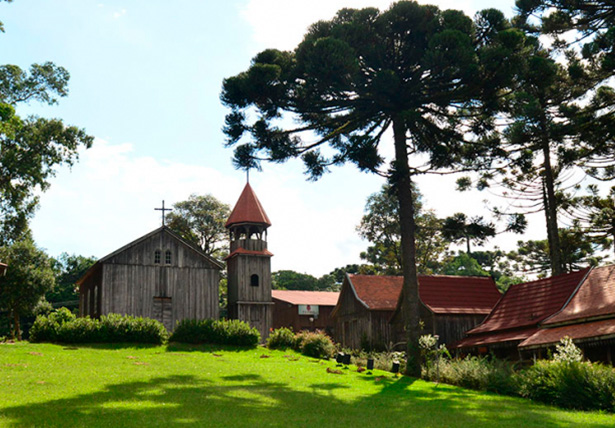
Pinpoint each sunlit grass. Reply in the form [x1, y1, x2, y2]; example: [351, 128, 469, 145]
[0, 342, 613, 427]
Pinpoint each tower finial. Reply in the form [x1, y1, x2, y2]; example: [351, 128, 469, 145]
[247, 168, 250, 184]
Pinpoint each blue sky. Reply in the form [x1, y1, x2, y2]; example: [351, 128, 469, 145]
[2, 0, 547, 276]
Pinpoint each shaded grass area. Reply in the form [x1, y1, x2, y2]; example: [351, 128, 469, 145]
[0, 342, 613, 427]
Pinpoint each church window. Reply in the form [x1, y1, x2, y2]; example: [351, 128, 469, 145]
[250, 274, 259, 287]
[154, 250, 161, 264]
[165, 250, 172, 264]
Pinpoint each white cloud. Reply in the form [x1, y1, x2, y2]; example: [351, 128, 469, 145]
[30, 138, 379, 276]
[31, 138, 242, 259]
[113, 8, 127, 19]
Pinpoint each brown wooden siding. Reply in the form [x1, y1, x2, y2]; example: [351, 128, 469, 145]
[434, 314, 487, 345]
[391, 309, 488, 347]
[332, 282, 394, 350]
[272, 300, 335, 335]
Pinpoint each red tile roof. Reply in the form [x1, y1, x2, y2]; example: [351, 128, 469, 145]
[349, 275, 402, 311]
[454, 327, 538, 348]
[419, 275, 501, 315]
[224, 247, 273, 261]
[520, 318, 615, 349]
[467, 268, 590, 336]
[347, 274, 501, 314]
[544, 265, 615, 326]
[272, 290, 340, 306]
[226, 183, 271, 228]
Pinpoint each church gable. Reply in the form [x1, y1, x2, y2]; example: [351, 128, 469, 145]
[101, 227, 223, 270]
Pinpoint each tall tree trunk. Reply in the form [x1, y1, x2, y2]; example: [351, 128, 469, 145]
[392, 117, 421, 377]
[540, 133, 563, 276]
[13, 310, 21, 341]
[466, 236, 471, 254]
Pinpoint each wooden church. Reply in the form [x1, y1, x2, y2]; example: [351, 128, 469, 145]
[77, 226, 223, 330]
[225, 182, 274, 341]
[77, 183, 274, 337]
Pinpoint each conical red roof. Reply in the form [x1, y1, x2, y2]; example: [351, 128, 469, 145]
[225, 183, 271, 228]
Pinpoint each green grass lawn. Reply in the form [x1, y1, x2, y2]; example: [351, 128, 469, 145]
[0, 342, 613, 427]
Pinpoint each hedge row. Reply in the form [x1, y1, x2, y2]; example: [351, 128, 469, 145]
[422, 355, 615, 412]
[169, 318, 260, 347]
[30, 308, 168, 344]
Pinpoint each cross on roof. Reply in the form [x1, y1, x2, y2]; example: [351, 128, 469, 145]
[155, 200, 172, 226]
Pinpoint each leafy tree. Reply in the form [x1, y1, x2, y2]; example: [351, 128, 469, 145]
[516, 1, 615, 181]
[460, 39, 592, 276]
[517, 0, 615, 76]
[219, 277, 228, 319]
[328, 264, 377, 285]
[441, 213, 496, 254]
[0, 5, 92, 243]
[468, 249, 526, 292]
[166, 194, 231, 259]
[47, 253, 97, 308]
[357, 184, 448, 275]
[569, 184, 615, 258]
[221, 3, 524, 375]
[273, 270, 338, 292]
[508, 226, 605, 276]
[439, 252, 490, 277]
[0, 237, 55, 339]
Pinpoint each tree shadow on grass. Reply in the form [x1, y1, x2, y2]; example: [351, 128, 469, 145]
[34, 342, 163, 351]
[1, 371, 612, 427]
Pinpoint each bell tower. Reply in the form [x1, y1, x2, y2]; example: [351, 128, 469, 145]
[225, 182, 273, 341]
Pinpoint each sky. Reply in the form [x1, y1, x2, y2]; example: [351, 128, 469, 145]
[1, 0, 557, 276]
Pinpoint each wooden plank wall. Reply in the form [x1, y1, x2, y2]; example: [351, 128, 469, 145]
[272, 300, 335, 335]
[237, 303, 272, 342]
[332, 284, 381, 349]
[434, 314, 487, 345]
[97, 230, 220, 329]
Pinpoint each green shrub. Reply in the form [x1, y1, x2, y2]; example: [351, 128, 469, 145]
[519, 360, 615, 412]
[423, 355, 518, 395]
[29, 310, 167, 344]
[30, 308, 77, 342]
[170, 319, 260, 347]
[293, 330, 310, 352]
[99, 314, 168, 344]
[57, 317, 100, 343]
[295, 330, 335, 359]
[266, 327, 295, 350]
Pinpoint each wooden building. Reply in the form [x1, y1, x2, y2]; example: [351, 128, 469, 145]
[517, 265, 615, 363]
[76, 226, 223, 330]
[225, 183, 274, 341]
[454, 268, 590, 359]
[390, 275, 501, 346]
[332, 274, 500, 350]
[0, 262, 6, 276]
[272, 290, 339, 334]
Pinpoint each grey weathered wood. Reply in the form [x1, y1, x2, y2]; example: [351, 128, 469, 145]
[78, 227, 222, 330]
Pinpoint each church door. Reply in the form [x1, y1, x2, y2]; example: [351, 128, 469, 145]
[153, 297, 173, 330]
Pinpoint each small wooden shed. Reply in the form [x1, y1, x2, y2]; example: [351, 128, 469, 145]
[272, 290, 339, 334]
[332, 274, 501, 350]
[0, 262, 6, 276]
[77, 226, 223, 330]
